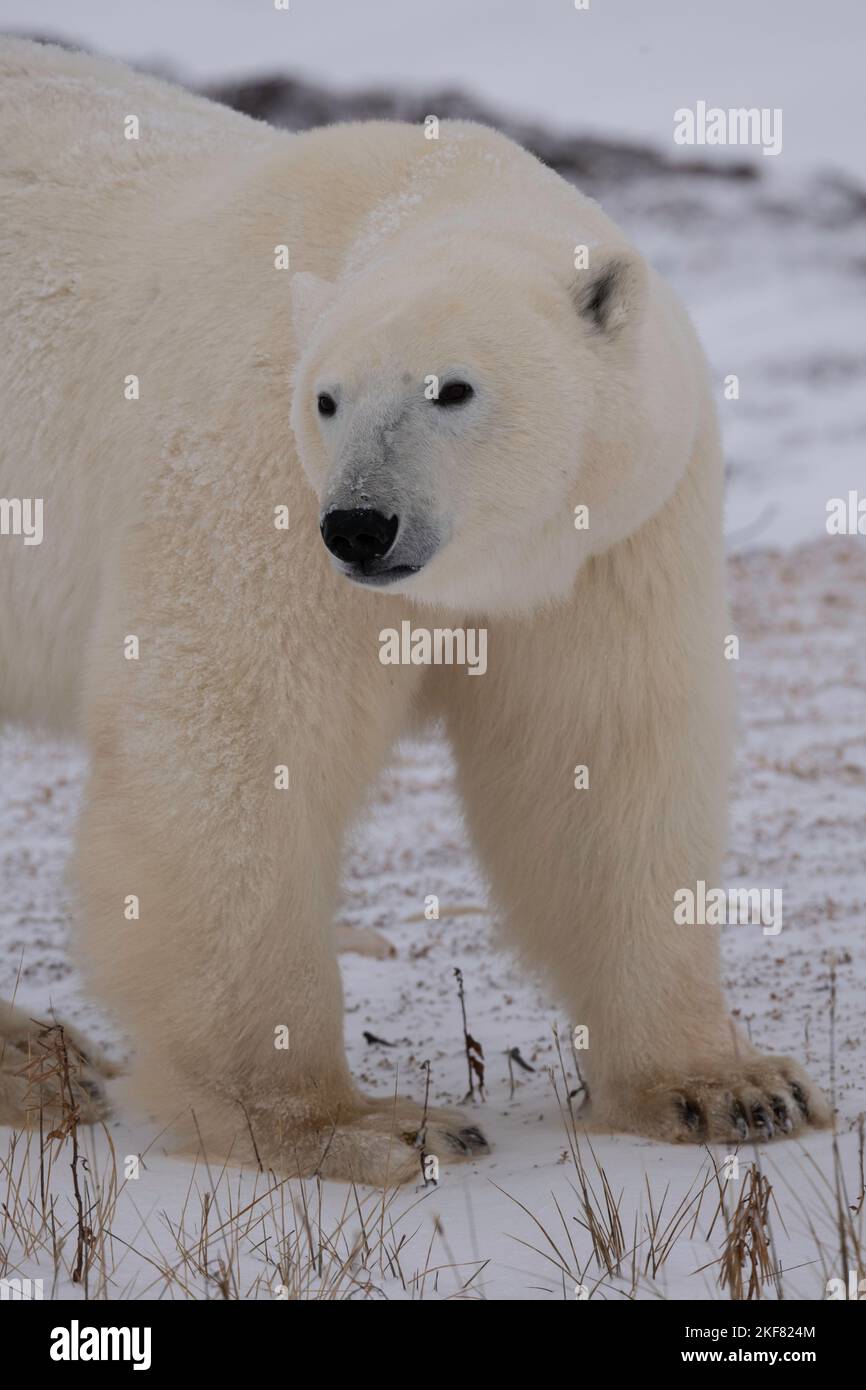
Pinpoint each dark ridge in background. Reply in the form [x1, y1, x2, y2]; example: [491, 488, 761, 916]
[13, 30, 758, 188]
[203, 69, 760, 187]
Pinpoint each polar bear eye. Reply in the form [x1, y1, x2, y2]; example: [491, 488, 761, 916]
[435, 380, 474, 406]
[317, 393, 337, 417]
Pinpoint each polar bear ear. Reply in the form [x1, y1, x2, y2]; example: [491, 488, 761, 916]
[570, 250, 647, 338]
[290, 271, 338, 347]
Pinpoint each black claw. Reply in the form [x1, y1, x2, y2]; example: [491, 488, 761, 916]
[458, 1126, 489, 1153]
[731, 1101, 749, 1140]
[751, 1104, 774, 1139]
[678, 1097, 704, 1133]
[771, 1095, 793, 1134]
[790, 1081, 810, 1119]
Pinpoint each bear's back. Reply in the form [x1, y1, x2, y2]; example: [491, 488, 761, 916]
[0, 37, 272, 191]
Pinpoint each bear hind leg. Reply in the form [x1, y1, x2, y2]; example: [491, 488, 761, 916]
[0, 997, 114, 1127]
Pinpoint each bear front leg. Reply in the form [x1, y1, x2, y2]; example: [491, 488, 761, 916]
[438, 532, 830, 1144]
[74, 735, 488, 1183]
[73, 572, 487, 1185]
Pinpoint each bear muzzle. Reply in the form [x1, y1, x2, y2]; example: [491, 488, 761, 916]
[319, 507, 422, 585]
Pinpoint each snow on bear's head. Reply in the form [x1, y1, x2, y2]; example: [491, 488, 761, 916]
[289, 234, 651, 616]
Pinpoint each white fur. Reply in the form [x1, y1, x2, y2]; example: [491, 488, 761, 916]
[0, 40, 828, 1182]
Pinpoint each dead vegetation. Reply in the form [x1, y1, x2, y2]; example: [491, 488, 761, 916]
[494, 1037, 864, 1301]
[1, 1007, 862, 1299]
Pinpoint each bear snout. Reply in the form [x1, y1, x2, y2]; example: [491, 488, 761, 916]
[320, 507, 399, 566]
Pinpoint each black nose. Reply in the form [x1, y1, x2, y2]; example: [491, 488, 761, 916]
[320, 508, 399, 565]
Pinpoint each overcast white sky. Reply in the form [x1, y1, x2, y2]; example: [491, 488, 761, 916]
[1, 0, 864, 180]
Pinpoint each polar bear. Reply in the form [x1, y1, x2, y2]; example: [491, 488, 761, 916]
[0, 39, 829, 1184]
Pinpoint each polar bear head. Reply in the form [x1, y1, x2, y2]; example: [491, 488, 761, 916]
[289, 234, 657, 616]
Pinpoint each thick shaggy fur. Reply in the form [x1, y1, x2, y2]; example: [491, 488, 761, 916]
[0, 39, 828, 1182]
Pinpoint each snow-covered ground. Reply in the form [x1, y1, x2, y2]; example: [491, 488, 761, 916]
[1, 31, 864, 1299]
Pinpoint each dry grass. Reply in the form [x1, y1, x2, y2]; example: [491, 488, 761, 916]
[1, 1082, 862, 1299]
[0, 994, 861, 1300]
[494, 1033, 864, 1301]
[0, 1118, 491, 1299]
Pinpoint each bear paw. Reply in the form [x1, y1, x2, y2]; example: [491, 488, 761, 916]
[313, 1102, 489, 1186]
[602, 1055, 831, 1144]
[0, 1001, 113, 1128]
